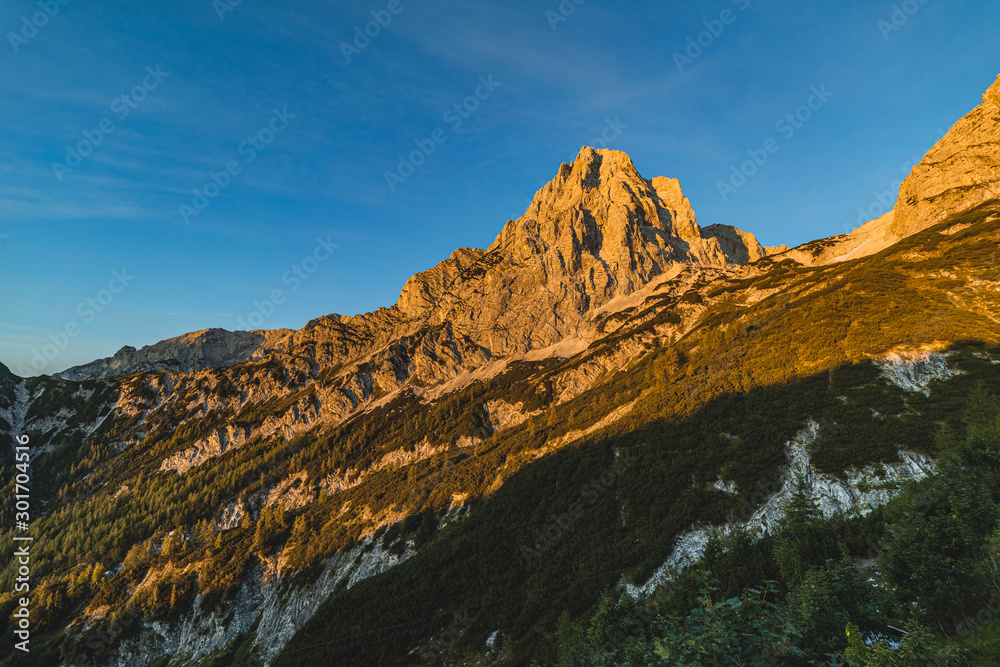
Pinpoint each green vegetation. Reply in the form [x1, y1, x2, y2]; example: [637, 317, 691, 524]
[547, 385, 1000, 666]
[2, 203, 1000, 664]
[268, 361, 1000, 665]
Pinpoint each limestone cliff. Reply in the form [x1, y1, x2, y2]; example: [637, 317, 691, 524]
[54, 147, 768, 383]
[893, 74, 1000, 238]
[775, 73, 1000, 266]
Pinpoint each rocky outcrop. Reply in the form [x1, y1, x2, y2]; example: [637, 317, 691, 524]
[873, 348, 956, 396]
[701, 223, 768, 264]
[892, 74, 1000, 239]
[94, 533, 416, 667]
[774, 73, 1000, 267]
[159, 424, 254, 473]
[626, 419, 935, 598]
[0, 380, 28, 452]
[56, 328, 293, 381]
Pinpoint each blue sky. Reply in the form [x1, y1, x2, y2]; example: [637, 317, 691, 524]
[1, 0, 998, 376]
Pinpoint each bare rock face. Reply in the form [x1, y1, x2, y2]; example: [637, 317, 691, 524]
[701, 224, 769, 264]
[55, 328, 290, 381]
[390, 147, 768, 356]
[773, 73, 1000, 267]
[397, 247, 488, 320]
[49, 148, 769, 406]
[892, 74, 1000, 238]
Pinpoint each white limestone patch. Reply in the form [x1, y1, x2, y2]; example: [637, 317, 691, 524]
[713, 477, 738, 495]
[625, 420, 934, 599]
[95, 533, 416, 667]
[0, 381, 29, 453]
[159, 424, 253, 473]
[217, 498, 250, 531]
[873, 348, 956, 396]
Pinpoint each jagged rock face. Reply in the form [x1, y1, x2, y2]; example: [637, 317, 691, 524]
[893, 74, 1000, 238]
[773, 73, 1000, 267]
[56, 328, 293, 381]
[397, 247, 488, 320]
[701, 223, 769, 264]
[227, 147, 769, 383]
[391, 147, 768, 356]
[280, 308, 404, 369]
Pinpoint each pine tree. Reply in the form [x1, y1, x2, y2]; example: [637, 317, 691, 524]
[783, 478, 821, 536]
[275, 504, 288, 533]
[195, 518, 215, 547]
[287, 515, 310, 567]
[253, 509, 270, 553]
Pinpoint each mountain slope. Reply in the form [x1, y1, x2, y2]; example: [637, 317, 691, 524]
[1, 75, 1000, 667]
[773, 73, 1000, 267]
[277, 202, 1000, 665]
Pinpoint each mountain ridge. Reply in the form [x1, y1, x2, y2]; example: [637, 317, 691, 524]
[4, 74, 1000, 667]
[52, 146, 769, 383]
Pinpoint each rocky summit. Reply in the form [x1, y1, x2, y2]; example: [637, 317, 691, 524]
[4, 75, 1000, 667]
[58, 146, 770, 387]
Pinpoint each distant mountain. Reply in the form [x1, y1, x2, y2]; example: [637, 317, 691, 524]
[2, 75, 1000, 667]
[54, 328, 295, 381]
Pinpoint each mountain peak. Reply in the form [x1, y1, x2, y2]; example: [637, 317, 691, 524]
[984, 74, 1000, 109]
[390, 147, 770, 355]
[501, 145, 762, 268]
[892, 73, 1000, 238]
[519, 147, 700, 242]
[522, 146, 651, 222]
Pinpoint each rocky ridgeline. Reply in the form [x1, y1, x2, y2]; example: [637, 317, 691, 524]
[774, 74, 1000, 266]
[36, 147, 776, 474]
[55, 328, 293, 382]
